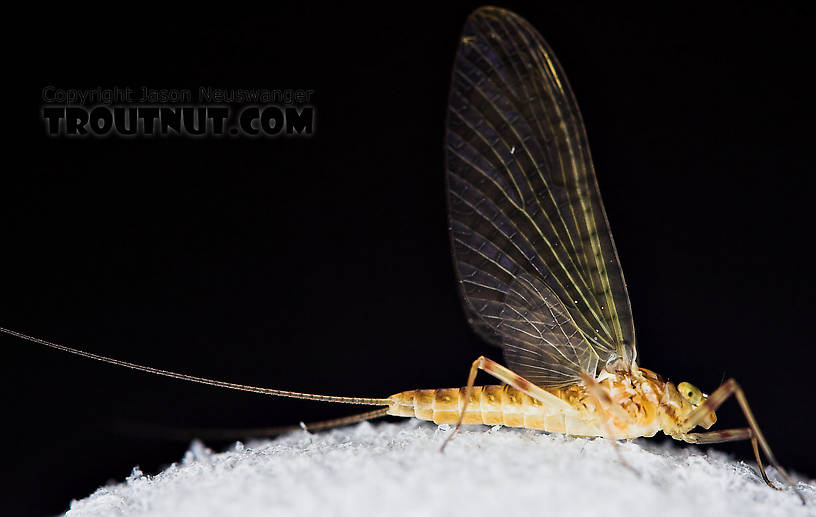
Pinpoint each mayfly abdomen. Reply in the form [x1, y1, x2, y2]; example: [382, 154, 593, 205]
[387, 386, 594, 434]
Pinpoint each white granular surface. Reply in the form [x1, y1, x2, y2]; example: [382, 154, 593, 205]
[65, 421, 814, 517]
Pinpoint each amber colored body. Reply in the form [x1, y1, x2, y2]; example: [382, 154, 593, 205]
[387, 366, 715, 440]
[0, 327, 800, 503]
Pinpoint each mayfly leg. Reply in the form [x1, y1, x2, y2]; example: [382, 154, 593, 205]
[441, 356, 575, 451]
[680, 378, 804, 504]
[680, 428, 768, 479]
[579, 372, 631, 424]
[580, 372, 638, 475]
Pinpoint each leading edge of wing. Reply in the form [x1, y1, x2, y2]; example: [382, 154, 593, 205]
[444, 7, 636, 380]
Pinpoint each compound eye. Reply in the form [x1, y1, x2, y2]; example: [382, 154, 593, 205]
[678, 382, 703, 405]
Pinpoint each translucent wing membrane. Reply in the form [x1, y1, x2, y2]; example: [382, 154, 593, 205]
[500, 274, 599, 385]
[445, 7, 635, 386]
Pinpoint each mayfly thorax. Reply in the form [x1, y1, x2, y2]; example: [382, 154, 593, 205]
[1, 6, 805, 505]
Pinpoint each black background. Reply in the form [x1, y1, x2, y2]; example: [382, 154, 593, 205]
[4, 3, 815, 516]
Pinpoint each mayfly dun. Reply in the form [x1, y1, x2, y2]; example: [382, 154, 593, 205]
[2, 6, 805, 504]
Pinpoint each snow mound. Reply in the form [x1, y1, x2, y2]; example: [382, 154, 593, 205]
[66, 420, 814, 517]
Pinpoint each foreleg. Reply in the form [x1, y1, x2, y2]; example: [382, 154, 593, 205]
[681, 379, 803, 504]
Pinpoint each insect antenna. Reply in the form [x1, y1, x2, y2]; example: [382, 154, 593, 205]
[0, 327, 391, 407]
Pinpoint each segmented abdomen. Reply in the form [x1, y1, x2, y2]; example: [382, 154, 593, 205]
[387, 385, 589, 433]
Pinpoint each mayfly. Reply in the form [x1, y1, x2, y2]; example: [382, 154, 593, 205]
[1, 6, 804, 503]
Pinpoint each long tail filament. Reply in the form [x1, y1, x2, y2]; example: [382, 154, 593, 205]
[0, 327, 391, 407]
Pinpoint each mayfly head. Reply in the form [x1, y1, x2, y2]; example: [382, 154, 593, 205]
[678, 381, 717, 429]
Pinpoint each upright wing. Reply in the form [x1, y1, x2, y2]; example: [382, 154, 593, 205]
[445, 7, 635, 387]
